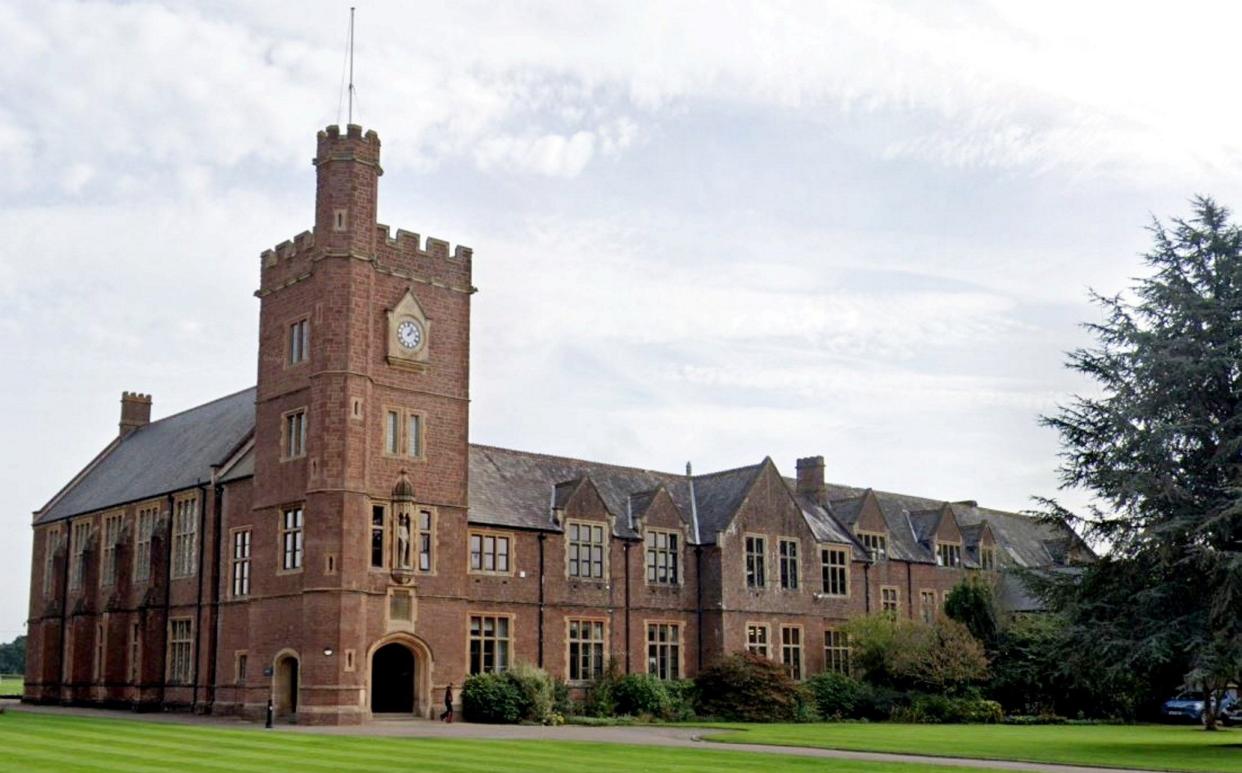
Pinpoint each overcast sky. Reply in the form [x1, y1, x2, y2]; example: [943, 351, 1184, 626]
[3, 0, 1240, 638]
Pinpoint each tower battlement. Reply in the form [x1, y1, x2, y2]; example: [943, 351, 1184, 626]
[314, 124, 381, 168]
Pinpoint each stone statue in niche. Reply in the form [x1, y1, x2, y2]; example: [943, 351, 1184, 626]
[396, 511, 412, 570]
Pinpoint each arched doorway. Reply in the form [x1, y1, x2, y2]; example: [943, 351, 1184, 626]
[371, 642, 416, 714]
[273, 652, 299, 718]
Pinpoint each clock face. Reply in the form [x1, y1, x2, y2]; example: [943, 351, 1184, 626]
[396, 320, 423, 350]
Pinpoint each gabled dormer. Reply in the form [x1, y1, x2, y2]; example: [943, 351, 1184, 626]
[550, 475, 614, 583]
[962, 520, 998, 570]
[852, 489, 890, 561]
[914, 503, 964, 568]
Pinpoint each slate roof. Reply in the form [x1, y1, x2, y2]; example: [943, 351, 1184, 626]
[34, 388, 1087, 577]
[468, 444, 684, 537]
[36, 387, 257, 524]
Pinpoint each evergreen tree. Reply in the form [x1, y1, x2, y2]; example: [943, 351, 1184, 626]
[1039, 197, 1242, 728]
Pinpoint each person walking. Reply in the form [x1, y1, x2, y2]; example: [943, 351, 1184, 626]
[440, 683, 454, 723]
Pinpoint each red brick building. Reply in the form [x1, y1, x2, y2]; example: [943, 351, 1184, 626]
[23, 124, 1089, 724]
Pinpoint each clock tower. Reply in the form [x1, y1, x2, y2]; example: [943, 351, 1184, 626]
[251, 124, 473, 723]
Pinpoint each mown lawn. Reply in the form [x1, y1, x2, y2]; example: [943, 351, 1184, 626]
[0, 710, 1016, 773]
[701, 722, 1242, 772]
[0, 675, 23, 695]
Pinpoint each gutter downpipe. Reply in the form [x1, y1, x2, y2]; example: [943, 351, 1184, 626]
[58, 521, 72, 703]
[159, 492, 174, 709]
[537, 533, 546, 668]
[205, 481, 225, 712]
[687, 463, 703, 672]
[191, 483, 208, 711]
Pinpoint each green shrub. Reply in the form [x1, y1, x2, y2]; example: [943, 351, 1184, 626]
[614, 674, 672, 718]
[806, 672, 865, 719]
[553, 678, 572, 716]
[695, 652, 803, 722]
[891, 694, 1003, 724]
[507, 662, 557, 724]
[462, 672, 522, 724]
[462, 664, 562, 724]
[665, 679, 697, 721]
[855, 684, 907, 720]
[581, 660, 622, 717]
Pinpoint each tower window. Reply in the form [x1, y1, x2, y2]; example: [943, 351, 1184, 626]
[333, 208, 347, 232]
[383, 407, 426, 459]
[281, 506, 304, 571]
[283, 409, 307, 459]
[371, 504, 386, 568]
[288, 318, 310, 364]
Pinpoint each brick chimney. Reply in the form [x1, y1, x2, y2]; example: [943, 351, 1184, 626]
[795, 455, 827, 505]
[119, 391, 152, 437]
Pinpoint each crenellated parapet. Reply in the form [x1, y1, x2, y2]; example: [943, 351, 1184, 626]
[374, 223, 473, 291]
[257, 123, 473, 296]
[257, 225, 472, 295]
[315, 123, 381, 170]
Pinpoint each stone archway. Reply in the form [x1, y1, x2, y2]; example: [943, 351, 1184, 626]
[367, 633, 432, 718]
[372, 643, 415, 713]
[272, 650, 300, 719]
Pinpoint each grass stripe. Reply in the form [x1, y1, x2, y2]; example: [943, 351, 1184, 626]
[0, 711, 1029, 773]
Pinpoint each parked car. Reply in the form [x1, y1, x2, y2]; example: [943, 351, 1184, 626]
[1220, 695, 1242, 727]
[1161, 689, 1239, 724]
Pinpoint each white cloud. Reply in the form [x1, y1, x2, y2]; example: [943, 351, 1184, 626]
[474, 130, 596, 177]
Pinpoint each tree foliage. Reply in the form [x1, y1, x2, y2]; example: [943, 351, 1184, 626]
[844, 614, 988, 694]
[944, 576, 1000, 651]
[694, 651, 813, 722]
[0, 636, 24, 675]
[1039, 197, 1242, 726]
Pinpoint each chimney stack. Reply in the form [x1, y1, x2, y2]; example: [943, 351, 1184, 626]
[119, 391, 152, 437]
[795, 455, 827, 505]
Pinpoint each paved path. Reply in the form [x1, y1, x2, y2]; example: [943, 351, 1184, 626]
[2, 701, 1173, 773]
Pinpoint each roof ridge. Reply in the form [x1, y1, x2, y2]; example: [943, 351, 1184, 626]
[471, 443, 678, 477]
[691, 461, 766, 480]
[130, 385, 256, 432]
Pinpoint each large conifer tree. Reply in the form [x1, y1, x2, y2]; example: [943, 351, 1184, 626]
[1040, 197, 1242, 728]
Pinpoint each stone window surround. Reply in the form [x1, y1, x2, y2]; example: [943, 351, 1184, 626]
[229, 527, 252, 598]
[819, 544, 850, 598]
[644, 619, 684, 681]
[824, 628, 850, 675]
[467, 612, 514, 675]
[777, 537, 800, 591]
[564, 616, 608, 684]
[564, 518, 608, 581]
[780, 623, 804, 681]
[880, 584, 901, 614]
[643, 527, 683, 586]
[281, 406, 308, 461]
[745, 621, 771, 659]
[133, 499, 162, 584]
[936, 540, 963, 568]
[857, 529, 888, 561]
[467, 528, 515, 576]
[381, 405, 427, 461]
[278, 504, 304, 574]
[919, 588, 938, 623]
[285, 313, 310, 367]
[171, 494, 199, 579]
[743, 532, 768, 590]
[99, 511, 125, 588]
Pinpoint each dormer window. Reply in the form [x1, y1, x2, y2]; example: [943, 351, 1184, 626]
[979, 546, 996, 570]
[858, 531, 887, 561]
[936, 542, 961, 567]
